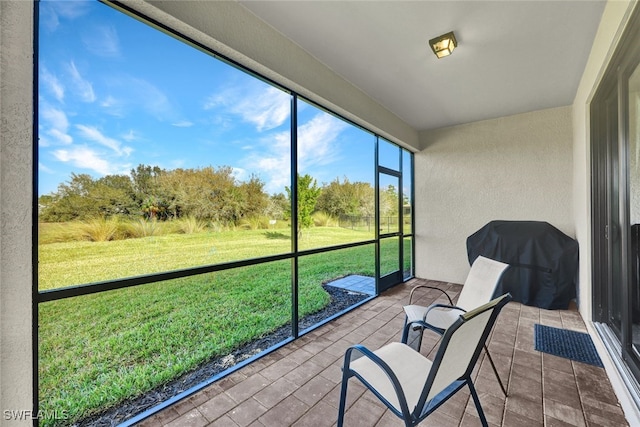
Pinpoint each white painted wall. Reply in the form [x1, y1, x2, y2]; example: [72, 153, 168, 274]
[0, 1, 33, 424]
[414, 106, 574, 284]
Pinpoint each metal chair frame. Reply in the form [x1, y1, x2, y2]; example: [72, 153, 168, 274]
[338, 294, 512, 427]
[400, 256, 510, 396]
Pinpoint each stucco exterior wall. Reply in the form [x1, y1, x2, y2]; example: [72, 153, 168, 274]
[0, 0, 34, 424]
[415, 106, 574, 284]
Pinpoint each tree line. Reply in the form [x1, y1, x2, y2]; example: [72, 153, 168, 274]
[38, 164, 384, 228]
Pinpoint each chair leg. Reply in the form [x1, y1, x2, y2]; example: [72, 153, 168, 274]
[483, 344, 508, 396]
[337, 369, 350, 427]
[401, 317, 410, 343]
[401, 317, 424, 352]
[468, 380, 489, 427]
[407, 326, 424, 352]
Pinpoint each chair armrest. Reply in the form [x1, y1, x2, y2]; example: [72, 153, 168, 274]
[405, 319, 431, 332]
[409, 285, 454, 306]
[423, 304, 466, 319]
[404, 305, 466, 336]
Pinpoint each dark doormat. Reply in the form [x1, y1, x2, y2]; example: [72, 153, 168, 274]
[534, 324, 604, 367]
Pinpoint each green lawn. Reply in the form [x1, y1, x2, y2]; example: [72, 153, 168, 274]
[38, 226, 374, 290]
[38, 226, 387, 426]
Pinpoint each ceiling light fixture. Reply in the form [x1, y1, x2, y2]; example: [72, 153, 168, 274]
[429, 31, 457, 59]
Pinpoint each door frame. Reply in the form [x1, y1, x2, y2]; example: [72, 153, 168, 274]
[377, 166, 403, 292]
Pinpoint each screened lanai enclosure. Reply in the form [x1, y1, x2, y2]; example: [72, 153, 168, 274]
[35, 1, 414, 424]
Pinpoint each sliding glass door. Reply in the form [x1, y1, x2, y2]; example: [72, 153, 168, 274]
[592, 6, 640, 391]
[628, 63, 640, 356]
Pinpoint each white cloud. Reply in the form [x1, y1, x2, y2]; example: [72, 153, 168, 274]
[40, 67, 65, 102]
[67, 61, 96, 103]
[124, 76, 174, 121]
[40, 104, 72, 145]
[38, 162, 55, 174]
[172, 120, 194, 128]
[242, 87, 291, 131]
[243, 131, 291, 194]
[101, 74, 179, 123]
[40, 1, 91, 33]
[82, 25, 120, 57]
[239, 112, 347, 194]
[39, 135, 51, 148]
[205, 85, 291, 132]
[48, 128, 73, 145]
[231, 167, 247, 182]
[100, 95, 118, 108]
[121, 130, 139, 142]
[75, 124, 132, 157]
[50, 1, 91, 20]
[297, 113, 346, 171]
[100, 95, 125, 118]
[53, 146, 113, 175]
[41, 105, 69, 132]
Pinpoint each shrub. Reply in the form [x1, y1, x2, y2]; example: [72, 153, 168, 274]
[79, 217, 120, 242]
[176, 216, 207, 234]
[209, 221, 226, 232]
[239, 215, 272, 230]
[122, 218, 163, 238]
[312, 211, 338, 227]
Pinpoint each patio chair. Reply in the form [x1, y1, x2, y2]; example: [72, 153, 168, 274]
[401, 255, 510, 395]
[337, 293, 512, 427]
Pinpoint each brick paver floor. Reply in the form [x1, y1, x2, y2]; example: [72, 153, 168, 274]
[135, 279, 628, 427]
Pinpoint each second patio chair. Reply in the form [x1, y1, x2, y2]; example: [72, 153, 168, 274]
[338, 293, 512, 427]
[401, 255, 510, 395]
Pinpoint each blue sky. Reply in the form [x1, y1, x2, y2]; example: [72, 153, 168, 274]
[38, 0, 376, 196]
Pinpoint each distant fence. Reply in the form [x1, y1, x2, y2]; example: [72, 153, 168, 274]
[338, 215, 374, 232]
[338, 215, 409, 233]
[338, 215, 411, 233]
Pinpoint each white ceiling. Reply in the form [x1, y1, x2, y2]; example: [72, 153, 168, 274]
[238, 1, 606, 131]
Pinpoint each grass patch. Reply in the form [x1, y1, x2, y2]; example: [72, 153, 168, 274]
[38, 226, 374, 290]
[39, 222, 86, 244]
[38, 225, 384, 425]
[39, 261, 295, 425]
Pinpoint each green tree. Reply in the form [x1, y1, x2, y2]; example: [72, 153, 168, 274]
[286, 174, 321, 238]
[130, 164, 165, 202]
[39, 173, 99, 221]
[38, 164, 274, 227]
[266, 193, 289, 220]
[316, 177, 374, 218]
[157, 166, 244, 224]
[39, 173, 137, 222]
[93, 174, 137, 217]
[238, 174, 269, 219]
[379, 184, 400, 220]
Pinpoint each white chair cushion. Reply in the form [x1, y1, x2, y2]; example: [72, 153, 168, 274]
[350, 342, 433, 413]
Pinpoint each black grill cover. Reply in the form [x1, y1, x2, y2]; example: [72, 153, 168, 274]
[466, 221, 578, 309]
